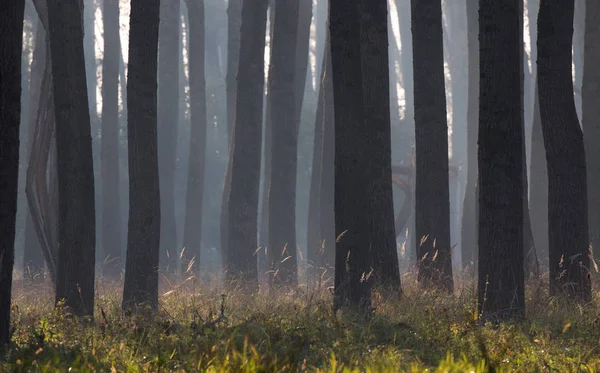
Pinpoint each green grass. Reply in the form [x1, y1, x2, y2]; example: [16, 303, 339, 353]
[2, 271, 600, 372]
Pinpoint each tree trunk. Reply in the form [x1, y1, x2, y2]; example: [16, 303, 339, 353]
[573, 0, 585, 119]
[461, 0, 478, 272]
[122, 0, 161, 311]
[47, 0, 97, 317]
[220, 0, 243, 274]
[477, 0, 525, 321]
[0, 0, 25, 346]
[361, 0, 400, 290]
[226, 0, 269, 287]
[411, 0, 453, 292]
[23, 20, 47, 281]
[158, 0, 181, 272]
[537, 0, 591, 302]
[267, 0, 301, 286]
[182, 0, 208, 274]
[319, 35, 335, 276]
[101, 0, 122, 279]
[583, 0, 600, 262]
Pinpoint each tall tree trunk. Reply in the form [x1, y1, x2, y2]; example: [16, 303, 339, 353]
[573, 0, 585, 119]
[478, 0, 525, 321]
[182, 0, 208, 273]
[226, 0, 269, 287]
[319, 34, 335, 276]
[47, 0, 97, 317]
[122, 0, 161, 311]
[158, 0, 181, 272]
[220, 0, 243, 273]
[411, 0, 453, 292]
[537, 0, 591, 302]
[584, 0, 600, 262]
[101, 0, 122, 279]
[0, 0, 25, 346]
[267, 0, 301, 286]
[330, 0, 373, 311]
[461, 0, 478, 271]
[361, 0, 400, 290]
[23, 21, 47, 281]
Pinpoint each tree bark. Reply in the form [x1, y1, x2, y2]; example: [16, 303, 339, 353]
[583, 0, 600, 262]
[47, 0, 97, 317]
[101, 0, 123, 279]
[461, 0, 478, 272]
[182, 0, 208, 274]
[267, 0, 301, 286]
[477, 0, 525, 321]
[537, 0, 591, 302]
[0, 0, 25, 346]
[361, 0, 400, 290]
[226, 0, 269, 287]
[122, 0, 161, 311]
[411, 0, 453, 292]
[158, 0, 181, 272]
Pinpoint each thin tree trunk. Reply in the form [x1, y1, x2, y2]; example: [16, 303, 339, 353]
[101, 0, 122, 279]
[182, 0, 208, 274]
[226, 0, 269, 287]
[477, 0, 525, 321]
[122, 0, 161, 311]
[0, 0, 26, 346]
[267, 0, 301, 286]
[47, 0, 97, 317]
[537, 0, 591, 302]
[158, 0, 181, 272]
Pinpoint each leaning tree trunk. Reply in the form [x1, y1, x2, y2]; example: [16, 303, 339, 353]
[47, 0, 97, 317]
[361, 0, 400, 291]
[182, 0, 208, 274]
[0, 0, 25, 346]
[477, 0, 525, 322]
[537, 0, 591, 302]
[583, 0, 600, 262]
[225, 0, 269, 287]
[101, 0, 123, 279]
[157, 0, 181, 272]
[411, 0, 453, 292]
[22, 20, 47, 281]
[122, 0, 161, 312]
[267, 0, 301, 286]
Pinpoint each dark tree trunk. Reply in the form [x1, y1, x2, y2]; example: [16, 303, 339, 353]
[584, 0, 600, 261]
[23, 21, 47, 281]
[477, 0, 525, 321]
[226, 0, 269, 287]
[47, 0, 97, 318]
[461, 0, 478, 272]
[182, 0, 208, 273]
[158, 0, 181, 272]
[319, 36, 335, 275]
[220, 0, 243, 272]
[361, 0, 400, 290]
[0, 0, 25, 346]
[411, 0, 453, 292]
[537, 0, 591, 301]
[330, 0, 372, 310]
[122, 0, 161, 311]
[267, 0, 300, 286]
[101, 0, 122, 279]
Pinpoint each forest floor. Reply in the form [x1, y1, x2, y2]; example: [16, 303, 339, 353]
[2, 270, 600, 372]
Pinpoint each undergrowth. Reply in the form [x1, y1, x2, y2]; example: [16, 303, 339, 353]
[2, 271, 600, 372]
